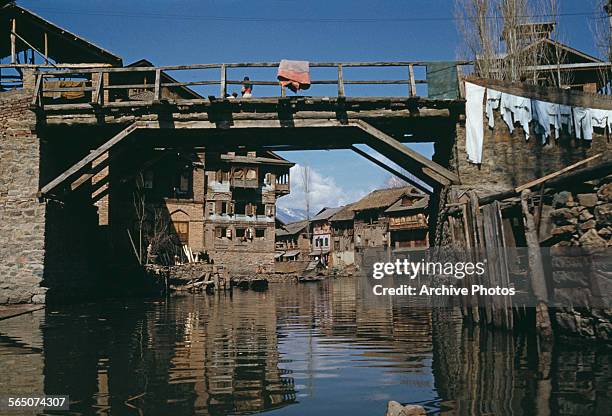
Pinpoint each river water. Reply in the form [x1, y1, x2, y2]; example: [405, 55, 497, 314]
[0, 279, 610, 415]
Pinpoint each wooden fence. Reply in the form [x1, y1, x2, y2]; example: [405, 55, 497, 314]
[27, 61, 471, 109]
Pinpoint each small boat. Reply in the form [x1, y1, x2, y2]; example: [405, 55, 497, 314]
[234, 280, 250, 290]
[299, 276, 324, 283]
[250, 278, 269, 291]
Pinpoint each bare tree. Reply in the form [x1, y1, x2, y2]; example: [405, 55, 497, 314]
[592, 0, 612, 93]
[455, 0, 502, 79]
[131, 173, 147, 264]
[455, 0, 559, 84]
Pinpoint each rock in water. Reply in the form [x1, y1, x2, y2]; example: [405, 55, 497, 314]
[386, 400, 426, 416]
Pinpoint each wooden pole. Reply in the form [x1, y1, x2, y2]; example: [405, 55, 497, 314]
[337, 64, 345, 97]
[153, 69, 162, 102]
[44, 32, 48, 64]
[520, 190, 552, 340]
[220, 64, 227, 98]
[10, 19, 16, 64]
[408, 64, 417, 97]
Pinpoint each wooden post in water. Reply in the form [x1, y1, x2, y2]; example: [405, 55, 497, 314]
[520, 190, 553, 340]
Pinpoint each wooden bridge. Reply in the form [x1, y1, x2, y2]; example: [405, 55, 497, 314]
[27, 61, 469, 198]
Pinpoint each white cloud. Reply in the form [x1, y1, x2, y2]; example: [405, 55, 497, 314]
[277, 164, 371, 215]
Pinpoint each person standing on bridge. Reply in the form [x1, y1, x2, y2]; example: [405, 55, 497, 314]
[241, 76, 253, 98]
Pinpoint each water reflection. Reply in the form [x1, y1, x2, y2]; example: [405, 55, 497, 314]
[0, 279, 609, 415]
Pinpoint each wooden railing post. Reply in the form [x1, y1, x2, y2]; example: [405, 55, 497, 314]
[10, 19, 16, 64]
[153, 68, 162, 102]
[457, 64, 465, 99]
[30, 73, 42, 108]
[337, 64, 345, 97]
[91, 71, 103, 106]
[408, 64, 417, 97]
[220, 64, 227, 98]
[280, 84, 286, 97]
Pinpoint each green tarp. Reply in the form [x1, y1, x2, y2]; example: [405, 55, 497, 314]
[426, 61, 459, 100]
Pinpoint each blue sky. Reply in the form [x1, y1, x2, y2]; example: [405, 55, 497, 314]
[16, 0, 606, 212]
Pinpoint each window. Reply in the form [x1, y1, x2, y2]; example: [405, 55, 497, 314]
[221, 201, 228, 214]
[174, 221, 189, 244]
[179, 170, 190, 193]
[215, 227, 228, 239]
[257, 204, 265, 216]
[265, 204, 275, 217]
[334, 241, 340, 251]
[255, 228, 265, 238]
[324, 237, 329, 247]
[208, 202, 215, 216]
[236, 228, 246, 238]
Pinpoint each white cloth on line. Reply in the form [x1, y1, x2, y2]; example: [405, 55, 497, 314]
[557, 105, 573, 136]
[486, 89, 502, 128]
[500, 92, 532, 140]
[573, 107, 593, 141]
[590, 108, 610, 131]
[532, 99, 560, 144]
[465, 82, 486, 164]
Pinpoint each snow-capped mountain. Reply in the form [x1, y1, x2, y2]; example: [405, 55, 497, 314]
[276, 206, 308, 224]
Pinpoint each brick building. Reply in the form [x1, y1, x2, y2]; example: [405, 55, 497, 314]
[123, 150, 294, 275]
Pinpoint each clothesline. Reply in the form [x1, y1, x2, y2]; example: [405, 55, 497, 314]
[465, 81, 609, 165]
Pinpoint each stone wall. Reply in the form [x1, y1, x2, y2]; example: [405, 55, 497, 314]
[449, 112, 612, 195]
[0, 90, 105, 305]
[545, 179, 612, 341]
[0, 90, 47, 304]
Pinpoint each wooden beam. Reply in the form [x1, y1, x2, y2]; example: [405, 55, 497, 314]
[350, 120, 459, 184]
[44, 32, 48, 64]
[515, 153, 602, 192]
[350, 145, 431, 194]
[39, 123, 140, 197]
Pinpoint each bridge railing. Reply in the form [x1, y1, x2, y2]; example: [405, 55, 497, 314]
[30, 61, 471, 109]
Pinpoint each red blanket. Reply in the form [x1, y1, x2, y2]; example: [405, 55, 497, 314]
[277, 59, 310, 92]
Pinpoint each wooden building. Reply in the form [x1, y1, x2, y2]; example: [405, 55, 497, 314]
[495, 22, 607, 92]
[275, 220, 311, 262]
[329, 206, 356, 268]
[310, 207, 344, 266]
[385, 193, 429, 249]
[0, 1, 122, 90]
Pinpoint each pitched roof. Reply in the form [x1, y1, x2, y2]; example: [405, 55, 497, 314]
[1, 4, 122, 65]
[330, 205, 354, 222]
[276, 219, 309, 237]
[311, 206, 344, 222]
[350, 186, 422, 212]
[385, 194, 429, 213]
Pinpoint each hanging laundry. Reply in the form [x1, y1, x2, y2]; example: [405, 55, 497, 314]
[485, 89, 502, 128]
[573, 107, 593, 141]
[277, 60, 311, 92]
[465, 82, 486, 164]
[556, 105, 574, 137]
[590, 109, 610, 132]
[532, 100, 560, 144]
[500, 93, 532, 140]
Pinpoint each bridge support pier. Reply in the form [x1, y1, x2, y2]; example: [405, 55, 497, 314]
[0, 90, 108, 305]
[0, 90, 47, 303]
